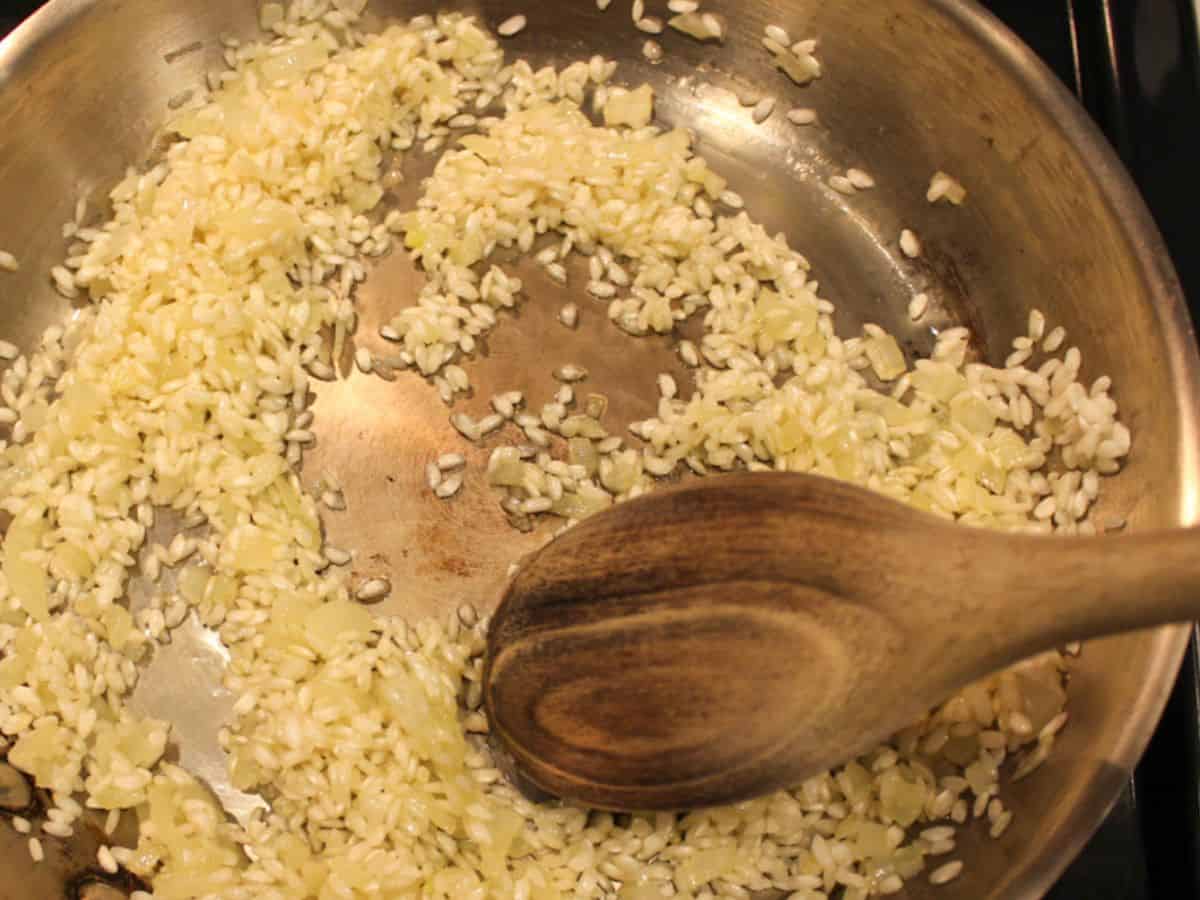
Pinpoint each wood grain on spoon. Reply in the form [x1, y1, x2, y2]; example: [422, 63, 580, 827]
[483, 472, 1200, 811]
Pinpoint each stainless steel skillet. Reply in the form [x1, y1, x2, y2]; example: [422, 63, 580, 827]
[0, 1, 1196, 897]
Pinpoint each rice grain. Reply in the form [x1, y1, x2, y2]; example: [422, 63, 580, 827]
[436, 474, 464, 499]
[908, 292, 929, 320]
[752, 96, 777, 123]
[930, 860, 964, 884]
[497, 15, 527, 37]
[355, 578, 391, 602]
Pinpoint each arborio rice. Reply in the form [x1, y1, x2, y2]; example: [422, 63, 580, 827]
[0, 4, 1129, 899]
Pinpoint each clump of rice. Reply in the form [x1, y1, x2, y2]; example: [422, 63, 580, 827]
[763, 29, 822, 85]
[0, 3, 1129, 900]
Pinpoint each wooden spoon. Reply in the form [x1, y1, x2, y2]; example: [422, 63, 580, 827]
[483, 471, 1198, 811]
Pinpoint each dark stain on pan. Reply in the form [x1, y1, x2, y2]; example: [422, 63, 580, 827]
[913, 241, 994, 363]
[0, 763, 39, 819]
[71, 870, 151, 900]
[414, 520, 481, 578]
[439, 555, 473, 578]
[0, 772, 151, 900]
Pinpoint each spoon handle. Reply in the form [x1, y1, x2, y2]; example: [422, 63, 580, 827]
[946, 523, 1200, 664]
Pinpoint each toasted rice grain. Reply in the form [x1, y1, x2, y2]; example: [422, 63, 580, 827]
[497, 14, 526, 36]
[97, 844, 119, 874]
[846, 168, 875, 189]
[752, 96, 777, 123]
[829, 175, 856, 195]
[908, 292, 930, 320]
[930, 860, 965, 884]
[355, 577, 391, 602]
[787, 106, 817, 125]
[765, 24, 792, 46]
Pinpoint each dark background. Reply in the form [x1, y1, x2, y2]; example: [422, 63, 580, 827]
[981, 5, 1200, 898]
[2, 0, 1199, 896]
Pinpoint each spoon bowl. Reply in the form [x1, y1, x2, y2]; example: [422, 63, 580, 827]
[485, 472, 1200, 810]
